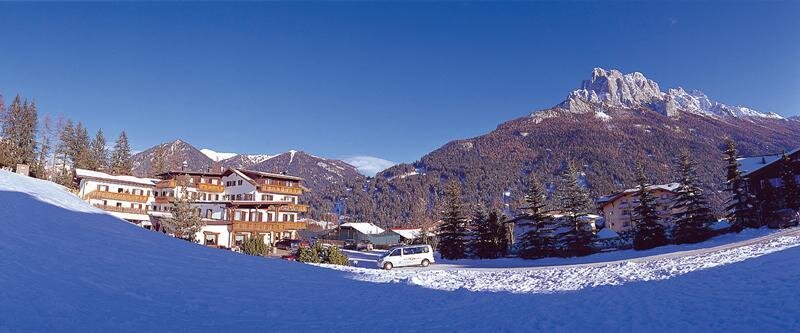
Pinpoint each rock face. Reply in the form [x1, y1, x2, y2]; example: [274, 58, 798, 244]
[557, 68, 783, 119]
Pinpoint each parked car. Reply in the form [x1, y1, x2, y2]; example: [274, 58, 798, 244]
[377, 245, 435, 270]
[768, 209, 800, 229]
[275, 239, 309, 251]
[281, 253, 298, 261]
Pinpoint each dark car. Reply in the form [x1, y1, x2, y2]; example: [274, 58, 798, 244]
[281, 253, 298, 261]
[275, 239, 310, 251]
[768, 209, 800, 229]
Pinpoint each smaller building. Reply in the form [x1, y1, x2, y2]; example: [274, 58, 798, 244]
[326, 222, 402, 247]
[738, 148, 800, 219]
[75, 169, 158, 228]
[595, 183, 680, 233]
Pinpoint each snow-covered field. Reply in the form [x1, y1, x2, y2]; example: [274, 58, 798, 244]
[2, 170, 800, 332]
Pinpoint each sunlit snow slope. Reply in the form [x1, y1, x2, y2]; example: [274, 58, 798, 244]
[1, 170, 799, 332]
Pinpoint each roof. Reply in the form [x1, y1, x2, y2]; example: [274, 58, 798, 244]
[340, 222, 384, 235]
[223, 168, 303, 182]
[595, 228, 619, 239]
[156, 170, 223, 178]
[596, 183, 681, 206]
[75, 169, 158, 187]
[390, 228, 421, 239]
[738, 148, 800, 177]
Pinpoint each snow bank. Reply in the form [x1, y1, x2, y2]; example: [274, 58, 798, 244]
[2, 170, 800, 331]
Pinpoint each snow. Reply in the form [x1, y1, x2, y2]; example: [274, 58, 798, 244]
[341, 155, 397, 177]
[199, 148, 238, 161]
[340, 222, 385, 235]
[74, 168, 158, 187]
[595, 111, 612, 121]
[738, 149, 799, 176]
[3, 170, 800, 331]
[595, 228, 619, 239]
[390, 228, 426, 240]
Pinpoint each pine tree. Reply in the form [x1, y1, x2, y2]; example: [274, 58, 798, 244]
[671, 153, 714, 244]
[518, 175, 557, 259]
[632, 164, 667, 250]
[760, 182, 781, 222]
[1, 96, 38, 169]
[324, 245, 350, 266]
[468, 205, 491, 258]
[72, 122, 91, 169]
[437, 181, 468, 260]
[54, 120, 76, 187]
[556, 162, 595, 256]
[488, 210, 510, 258]
[298, 243, 322, 263]
[780, 152, 800, 210]
[723, 139, 759, 231]
[163, 187, 205, 242]
[0, 94, 8, 168]
[89, 129, 108, 171]
[110, 131, 133, 175]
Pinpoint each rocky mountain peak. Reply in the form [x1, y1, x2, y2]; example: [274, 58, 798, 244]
[553, 67, 782, 120]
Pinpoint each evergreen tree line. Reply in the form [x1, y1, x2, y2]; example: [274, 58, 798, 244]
[0, 93, 134, 187]
[438, 161, 596, 260]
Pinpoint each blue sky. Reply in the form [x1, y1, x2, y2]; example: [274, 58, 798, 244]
[0, 2, 798, 173]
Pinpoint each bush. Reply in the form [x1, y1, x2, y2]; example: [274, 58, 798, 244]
[297, 244, 321, 264]
[325, 245, 350, 266]
[297, 243, 349, 266]
[241, 234, 270, 257]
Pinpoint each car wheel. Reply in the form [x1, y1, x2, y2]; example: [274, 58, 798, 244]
[383, 262, 393, 270]
[421, 259, 430, 267]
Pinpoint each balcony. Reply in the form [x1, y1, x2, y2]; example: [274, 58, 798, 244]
[197, 182, 224, 193]
[155, 180, 177, 188]
[94, 204, 148, 215]
[232, 221, 307, 232]
[85, 191, 149, 203]
[280, 204, 309, 213]
[258, 184, 303, 195]
[154, 196, 175, 204]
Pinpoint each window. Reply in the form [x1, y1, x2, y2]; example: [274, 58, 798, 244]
[234, 234, 245, 246]
[389, 249, 401, 257]
[118, 188, 124, 193]
[116, 202, 122, 207]
[204, 233, 218, 246]
[238, 180, 243, 186]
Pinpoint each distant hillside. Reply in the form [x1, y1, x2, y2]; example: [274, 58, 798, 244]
[131, 140, 214, 177]
[324, 68, 800, 226]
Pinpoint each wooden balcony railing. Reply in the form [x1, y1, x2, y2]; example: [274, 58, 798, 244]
[94, 204, 148, 215]
[258, 184, 303, 195]
[280, 204, 309, 213]
[85, 191, 149, 203]
[197, 182, 225, 193]
[155, 180, 177, 188]
[154, 196, 175, 204]
[232, 221, 307, 232]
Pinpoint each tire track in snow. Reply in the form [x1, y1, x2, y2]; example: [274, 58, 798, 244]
[325, 228, 800, 294]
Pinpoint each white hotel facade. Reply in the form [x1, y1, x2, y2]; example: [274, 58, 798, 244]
[75, 168, 308, 248]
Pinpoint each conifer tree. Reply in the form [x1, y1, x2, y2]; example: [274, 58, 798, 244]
[89, 129, 108, 171]
[110, 131, 133, 175]
[468, 205, 491, 258]
[240, 234, 270, 256]
[632, 164, 667, 250]
[0, 94, 8, 168]
[780, 151, 800, 210]
[723, 139, 759, 231]
[556, 162, 595, 256]
[518, 175, 557, 259]
[671, 153, 714, 244]
[487, 209, 510, 258]
[163, 187, 205, 242]
[72, 122, 91, 169]
[54, 120, 76, 187]
[760, 182, 780, 222]
[437, 181, 468, 260]
[1, 96, 38, 168]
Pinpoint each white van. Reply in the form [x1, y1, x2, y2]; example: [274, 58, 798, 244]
[377, 245, 435, 270]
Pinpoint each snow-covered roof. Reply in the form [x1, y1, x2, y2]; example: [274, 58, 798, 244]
[75, 169, 158, 187]
[391, 228, 421, 239]
[340, 222, 384, 235]
[738, 148, 799, 177]
[595, 228, 619, 239]
[597, 183, 681, 205]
